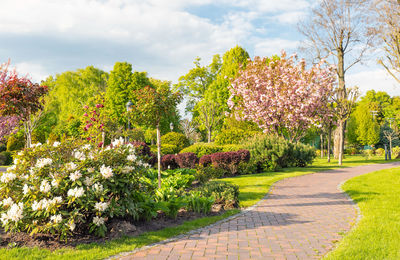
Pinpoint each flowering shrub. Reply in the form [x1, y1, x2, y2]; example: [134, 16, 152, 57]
[175, 153, 199, 169]
[130, 141, 157, 166]
[0, 138, 150, 240]
[161, 154, 179, 170]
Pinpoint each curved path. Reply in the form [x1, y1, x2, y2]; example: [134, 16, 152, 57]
[117, 162, 400, 260]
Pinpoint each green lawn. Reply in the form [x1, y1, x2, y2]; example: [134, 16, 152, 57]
[0, 155, 396, 259]
[324, 166, 400, 260]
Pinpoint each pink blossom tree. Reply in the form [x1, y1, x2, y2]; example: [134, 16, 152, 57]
[228, 51, 336, 141]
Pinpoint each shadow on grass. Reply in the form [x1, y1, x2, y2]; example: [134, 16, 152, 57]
[343, 189, 380, 203]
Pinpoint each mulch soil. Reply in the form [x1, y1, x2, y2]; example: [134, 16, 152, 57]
[0, 205, 225, 251]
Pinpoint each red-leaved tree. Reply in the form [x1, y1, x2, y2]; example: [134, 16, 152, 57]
[228, 51, 336, 141]
[0, 60, 48, 148]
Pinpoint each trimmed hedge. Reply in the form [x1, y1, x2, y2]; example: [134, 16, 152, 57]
[210, 150, 250, 175]
[0, 151, 12, 166]
[215, 128, 259, 145]
[180, 142, 243, 157]
[161, 154, 179, 170]
[161, 132, 190, 152]
[175, 153, 199, 169]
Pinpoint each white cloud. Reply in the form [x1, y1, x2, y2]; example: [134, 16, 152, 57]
[347, 69, 399, 97]
[253, 38, 300, 57]
[13, 62, 49, 83]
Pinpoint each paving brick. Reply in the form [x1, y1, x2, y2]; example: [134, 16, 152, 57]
[115, 162, 400, 260]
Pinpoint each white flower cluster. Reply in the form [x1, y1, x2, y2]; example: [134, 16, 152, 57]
[32, 197, 62, 211]
[31, 143, 42, 148]
[53, 141, 61, 147]
[0, 172, 17, 183]
[93, 216, 105, 226]
[100, 165, 113, 179]
[122, 166, 135, 174]
[51, 178, 60, 188]
[92, 183, 103, 193]
[84, 176, 94, 186]
[40, 180, 51, 193]
[1, 202, 23, 225]
[23, 184, 32, 195]
[74, 151, 86, 161]
[69, 171, 82, 182]
[67, 187, 85, 198]
[81, 144, 91, 150]
[35, 158, 53, 169]
[50, 214, 62, 224]
[65, 162, 77, 171]
[1, 197, 14, 207]
[94, 202, 108, 212]
[111, 137, 125, 147]
[68, 222, 76, 231]
[127, 154, 137, 162]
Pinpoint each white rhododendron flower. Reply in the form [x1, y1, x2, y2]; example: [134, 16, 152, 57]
[100, 165, 113, 179]
[122, 166, 134, 174]
[94, 202, 108, 212]
[74, 151, 86, 161]
[17, 151, 24, 156]
[1, 203, 24, 224]
[32, 198, 51, 211]
[111, 137, 124, 147]
[87, 167, 95, 173]
[1, 197, 14, 207]
[84, 176, 94, 186]
[53, 141, 61, 147]
[51, 178, 60, 187]
[23, 184, 31, 195]
[92, 183, 103, 193]
[93, 216, 105, 226]
[40, 180, 51, 193]
[68, 222, 76, 231]
[127, 154, 137, 161]
[0, 172, 17, 183]
[35, 158, 53, 169]
[69, 171, 82, 182]
[88, 152, 95, 160]
[81, 144, 91, 150]
[51, 196, 63, 204]
[50, 214, 62, 224]
[67, 187, 85, 198]
[65, 162, 77, 171]
[31, 142, 42, 148]
[13, 158, 19, 165]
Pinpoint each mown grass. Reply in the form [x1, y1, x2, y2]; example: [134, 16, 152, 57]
[0, 155, 396, 259]
[324, 166, 400, 260]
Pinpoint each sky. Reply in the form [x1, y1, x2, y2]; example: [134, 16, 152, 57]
[0, 0, 398, 98]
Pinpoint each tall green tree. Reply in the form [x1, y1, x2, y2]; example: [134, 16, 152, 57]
[105, 62, 151, 125]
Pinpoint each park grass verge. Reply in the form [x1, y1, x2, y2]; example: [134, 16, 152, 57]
[324, 166, 400, 260]
[0, 155, 396, 259]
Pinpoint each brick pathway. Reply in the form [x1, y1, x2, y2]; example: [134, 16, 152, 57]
[116, 162, 400, 260]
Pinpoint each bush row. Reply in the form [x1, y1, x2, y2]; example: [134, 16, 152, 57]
[180, 142, 243, 157]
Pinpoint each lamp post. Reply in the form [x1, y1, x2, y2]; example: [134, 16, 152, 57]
[126, 100, 133, 143]
[170, 122, 174, 132]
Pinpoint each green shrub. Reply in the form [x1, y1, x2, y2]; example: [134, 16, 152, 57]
[362, 149, 374, 157]
[0, 144, 7, 152]
[161, 144, 178, 155]
[215, 128, 259, 145]
[245, 135, 316, 172]
[0, 151, 12, 166]
[6, 133, 25, 151]
[126, 128, 145, 142]
[180, 143, 243, 157]
[0, 139, 149, 239]
[161, 132, 190, 152]
[186, 191, 214, 214]
[195, 165, 225, 183]
[345, 147, 359, 155]
[392, 146, 400, 159]
[197, 181, 239, 209]
[375, 148, 385, 156]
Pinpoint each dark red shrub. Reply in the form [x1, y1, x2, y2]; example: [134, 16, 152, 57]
[130, 141, 151, 157]
[148, 152, 157, 167]
[161, 154, 179, 170]
[237, 149, 250, 162]
[199, 154, 212, 167]
[211, 151, 244, 175]
[175, 153, 199, 169]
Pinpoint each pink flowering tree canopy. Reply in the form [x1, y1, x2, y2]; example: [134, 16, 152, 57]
[228, 51, 336, 141]
[0, 116, 19, 142]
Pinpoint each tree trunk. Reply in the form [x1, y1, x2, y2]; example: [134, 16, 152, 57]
[24, 121, 32, 148]
[207, 128, 212, 143]
[320, 134, 324, 158]
[156, 123, 161, 189]
[338, 121, 344, 166]
[327, 127, 332, 162]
